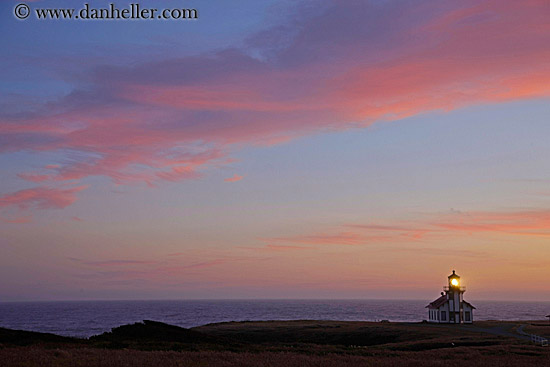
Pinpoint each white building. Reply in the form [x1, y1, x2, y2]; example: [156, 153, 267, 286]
[426, 270, 475, 324]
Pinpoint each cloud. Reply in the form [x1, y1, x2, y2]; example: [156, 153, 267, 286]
[224, 173, 243, 182]
[431, 209, 550, 237]
[67, 254, 236, 271]
[263, 232, 387, 246]
[349, 209, 550, 239]
[385, 246, 487, 258]
[182, 259, 228, 269]
[345, 224, 435, 240]
[1, 215, 32, 224]
[17, 173, 52, 183]
[239, 244, 311, 252]
[65, 253, 263, 286]
[68, 257, 156, 267]
[260, 208, 550, 249]
[1, 0, 548, 213]
[265, 244, 309, 251]
[0, 185, 87, 210]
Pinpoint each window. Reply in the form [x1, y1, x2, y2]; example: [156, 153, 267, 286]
[465, 311, 471, 321]
[441, 311, 446, 321]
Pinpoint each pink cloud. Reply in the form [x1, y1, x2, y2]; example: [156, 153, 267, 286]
[182, 259, 228, 269]
[260, 224, 437, 248]
[0, 185, 87, 210]
[1, 215, 33, 224]
[263, 232, 386, 246]
[68, 257, 156, 267]
[345, 224, 436, 240]
[65, 253, 258, 286]
[265, 244, 309, 251]
[240, 244, 310, 252]
[385, 246, 487, 258]
[17, 173, 52, 183]
[224, 174, 243, 182]
[156, 165, 202, 182]
[263, 208, 550, 250]
[432, 209, 550, 237]
[1, 0, 548, 214]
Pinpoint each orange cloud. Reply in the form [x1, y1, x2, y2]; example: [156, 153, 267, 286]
[432, 210, 550, 237]
[263, 232, 390, 246]
[265, 244, 310, 251]
[261, 208, 550, 250]
[238, 244, 311, 252]
[224, 174, 243, 182]
[350, 209, 550, 239]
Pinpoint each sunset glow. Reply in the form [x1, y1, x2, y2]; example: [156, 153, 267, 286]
[1, 0, 549, 302]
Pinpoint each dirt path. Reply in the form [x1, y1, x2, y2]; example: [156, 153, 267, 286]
[462, 324, 531, 340]
[517, 324, 528, 335]
[431, 322, 531, 341]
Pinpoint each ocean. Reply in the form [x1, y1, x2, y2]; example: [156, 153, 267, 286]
[0, 299, 549, 338]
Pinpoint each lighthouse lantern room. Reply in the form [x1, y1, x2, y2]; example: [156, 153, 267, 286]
[426, 270, 475, 324]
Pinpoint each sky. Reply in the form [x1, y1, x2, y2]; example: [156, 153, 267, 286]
[1, 0, 549, 302]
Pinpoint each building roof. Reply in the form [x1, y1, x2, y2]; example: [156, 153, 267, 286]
[426, 295, 447, 309]
[448, 270, 460, 278]
[426, 295, 476, 310]
[462, 300, 476, 309]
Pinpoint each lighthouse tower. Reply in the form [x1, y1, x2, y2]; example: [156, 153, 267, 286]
[426, 270, 475, 323]
[447, 270, 464, 323]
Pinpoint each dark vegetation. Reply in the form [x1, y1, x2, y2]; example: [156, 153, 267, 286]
[89, 320, 228, 350]
[525, 323, 550, 338]
[0, 327, 82, 347]
[0, 320, 549, 366]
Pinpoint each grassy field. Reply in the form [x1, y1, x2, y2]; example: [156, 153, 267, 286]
[523, 322, 550, 338]
[1, 320, 549, 366]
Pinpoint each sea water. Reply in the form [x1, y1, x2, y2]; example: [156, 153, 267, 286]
[0, 299, 548, 338]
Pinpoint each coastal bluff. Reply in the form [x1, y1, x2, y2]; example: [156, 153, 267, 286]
[1, 319, 549, 366]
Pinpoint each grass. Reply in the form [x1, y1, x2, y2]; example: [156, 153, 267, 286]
[523, 323, 550, 338]
[0, 320, 549, 366]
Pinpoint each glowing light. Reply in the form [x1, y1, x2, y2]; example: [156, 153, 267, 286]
[451, 278, 459, 287]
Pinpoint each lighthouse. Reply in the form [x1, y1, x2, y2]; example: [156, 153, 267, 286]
[426, 270, 475, 324]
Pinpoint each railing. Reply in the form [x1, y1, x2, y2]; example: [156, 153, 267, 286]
[443, 286, 466, 292]
[531, 334, 548, 347]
